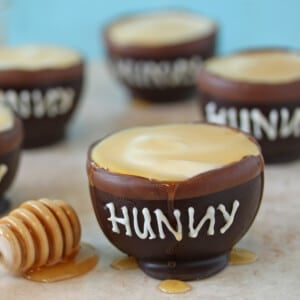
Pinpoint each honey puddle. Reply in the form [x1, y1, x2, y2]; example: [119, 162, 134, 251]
[24, 243, 99, 283]
[111, 256, 138, 270]
[229, 247, 257, 265]
[132, 98, 152, 108]
[110, 249, 256, 294]
[158, 279, 191, 294]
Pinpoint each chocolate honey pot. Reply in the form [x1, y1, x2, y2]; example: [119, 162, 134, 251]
[0, 45, 84, 148]
[197, 49, 300, 163]
[87, 123, 264, 280]
[103, 10, 217, 102]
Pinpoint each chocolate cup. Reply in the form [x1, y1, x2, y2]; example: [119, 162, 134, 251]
[0, 61, 84, 148]
[87, 127, 264, 280]
[0, 116, 23, 213]
[103, 12, 217, 102]
[197, 48, 300, 163]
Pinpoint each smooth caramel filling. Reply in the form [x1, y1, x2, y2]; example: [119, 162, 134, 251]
[108, 11, 215, 46]
[91, 124, 260, 182]
[204, 51, 300, 83]
[0, 104, 13, 132]
[0, 45, 81, 70]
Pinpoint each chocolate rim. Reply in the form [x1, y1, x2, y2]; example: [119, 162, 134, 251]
[197, 48, 300, 102]
[0, 115, 23, 154]
[0, 60, 84, 87]
[103, 10, 218, 59]
[87, 123, 264, 200]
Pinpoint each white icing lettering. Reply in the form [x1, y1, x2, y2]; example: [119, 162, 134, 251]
[5, 90, 18, 112]
[279, 107, 300, 138]
[205, 102, 300, 140]
[240, 108, 251, 133]
[46, 88, 60, 117]
[133, 207, 156, 240]
[188, 206, 215, 237]
[113, 56, 202, 88]
[205, 102, 227, 124]
[19, 90, 31, 119]
[105, 203, 132, 237]
[0, 87, 75, 119]
[154, 209, 182, 241]
[32, 89, 45, 118]
[228, 107, 238, 128]
[251, 109, 278, 140]
[60, 88, 75, 114]
[217, 200, 240, 234]
[0, 164, 8, 182]
[105, 200, 240, 241]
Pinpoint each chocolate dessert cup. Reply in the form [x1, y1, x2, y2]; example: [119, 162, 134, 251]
[87, 123, 264, 280]
[0, 45, 84, 148]
[103, 11, 217, 102]
[0, 106, 23, 213]
[197, 48, 300, 163]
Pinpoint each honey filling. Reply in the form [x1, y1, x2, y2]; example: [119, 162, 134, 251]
[0, 45, 81, 70]
[204, 51, 300, 84]
[108, 11, 215, 47]
[91, 123, 260, 182]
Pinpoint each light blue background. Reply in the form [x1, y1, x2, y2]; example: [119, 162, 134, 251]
[6, 0, 300, 59]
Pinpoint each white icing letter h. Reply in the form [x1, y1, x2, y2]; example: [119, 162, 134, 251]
[105, 202, 132, 237]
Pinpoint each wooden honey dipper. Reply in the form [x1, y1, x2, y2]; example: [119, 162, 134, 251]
[0, 199, 81, 274]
